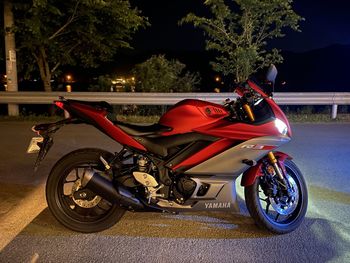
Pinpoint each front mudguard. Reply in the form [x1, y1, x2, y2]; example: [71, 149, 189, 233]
[240, 151, 292, 187]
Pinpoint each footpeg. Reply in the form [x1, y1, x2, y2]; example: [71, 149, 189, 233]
[147, 184, 165, 203]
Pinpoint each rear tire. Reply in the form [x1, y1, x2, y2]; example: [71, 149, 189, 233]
[46, 148, 125, 233]
[245, 159, 308, 234]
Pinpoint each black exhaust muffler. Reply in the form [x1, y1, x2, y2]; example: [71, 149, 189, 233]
[81, 169, 144, 210]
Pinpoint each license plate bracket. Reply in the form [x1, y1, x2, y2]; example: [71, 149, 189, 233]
[27, 137, 44, 154]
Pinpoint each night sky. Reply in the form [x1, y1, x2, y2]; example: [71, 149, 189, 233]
[131, 0, 350, 52]
[2, 0, 349, 92]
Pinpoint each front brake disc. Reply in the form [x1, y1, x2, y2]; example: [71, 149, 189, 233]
[269, 174, 299, 215]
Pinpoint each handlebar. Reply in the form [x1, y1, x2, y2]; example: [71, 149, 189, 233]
[224, 81, 264, 122]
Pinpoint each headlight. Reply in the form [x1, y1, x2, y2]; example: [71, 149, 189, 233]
[275, 118, 288, 135]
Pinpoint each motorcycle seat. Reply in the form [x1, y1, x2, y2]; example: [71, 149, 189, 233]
[114, 121, 172, 136]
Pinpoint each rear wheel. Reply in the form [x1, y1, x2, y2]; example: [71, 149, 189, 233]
[245, 159, 308, 234]
[46, 148, 125, 233]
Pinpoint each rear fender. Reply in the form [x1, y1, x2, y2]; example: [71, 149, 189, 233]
[240, 151, 292, 187]
[32, 118, 81, 170]
[32, 118, 81, 135]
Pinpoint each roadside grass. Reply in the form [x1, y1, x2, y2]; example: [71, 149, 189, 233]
[286, 113, 350, 123]
[1, 113, 349, 123]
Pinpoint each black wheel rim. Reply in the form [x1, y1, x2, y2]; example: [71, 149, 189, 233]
[56, 162, 114, 223]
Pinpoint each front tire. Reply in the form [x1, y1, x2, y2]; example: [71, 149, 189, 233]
[245, 159, 308, 234]
[46, 148, 125, 233]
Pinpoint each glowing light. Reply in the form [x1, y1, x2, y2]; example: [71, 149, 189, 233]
[275, 118, 288, 135]
[55, 101, 64, 109]
[66, 74, 72, 82]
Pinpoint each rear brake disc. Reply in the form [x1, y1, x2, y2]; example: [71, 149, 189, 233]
[71, 179, 102, 208]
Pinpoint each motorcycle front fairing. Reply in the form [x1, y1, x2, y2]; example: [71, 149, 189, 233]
[173, 85, 292, 175]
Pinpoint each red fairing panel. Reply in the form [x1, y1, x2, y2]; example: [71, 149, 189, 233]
[159, 99, 229, 135]
[193, 119, 282, 141]
[240, 152, 292, 186]
[70, 103, 147, 151]
[172, 138, 234, 171]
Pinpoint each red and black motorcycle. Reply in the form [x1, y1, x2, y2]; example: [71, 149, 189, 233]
[28, 66, 307, 234]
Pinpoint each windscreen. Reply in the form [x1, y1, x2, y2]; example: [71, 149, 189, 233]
[252, 99, 275, 123]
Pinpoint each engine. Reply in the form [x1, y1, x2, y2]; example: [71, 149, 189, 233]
[172, 176, 197, 204]
[114, 153, 199, 205]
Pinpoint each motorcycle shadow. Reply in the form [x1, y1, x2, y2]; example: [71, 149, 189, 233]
[21, 199, 311, 240]
[21, 207, 270, 239]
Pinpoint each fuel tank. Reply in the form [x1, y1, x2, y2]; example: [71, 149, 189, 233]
[159, 99, 229, 135]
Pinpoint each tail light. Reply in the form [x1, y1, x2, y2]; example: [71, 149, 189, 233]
[55, 101, 65, 110]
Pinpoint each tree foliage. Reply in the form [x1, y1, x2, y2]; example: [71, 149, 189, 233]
[181, 0, 303, 82]
[12, 0, 148, 91]
[132, 55, 201, 92]
[88, 75, 112, 92]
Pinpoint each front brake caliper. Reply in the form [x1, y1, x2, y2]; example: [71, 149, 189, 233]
[259, 173, 278, 197]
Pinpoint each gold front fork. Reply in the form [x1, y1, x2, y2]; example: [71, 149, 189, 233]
[267, 152, 285, 181]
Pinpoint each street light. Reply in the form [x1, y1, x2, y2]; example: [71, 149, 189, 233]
[66, 74, 72, 82]
[65, 74, 73, 93]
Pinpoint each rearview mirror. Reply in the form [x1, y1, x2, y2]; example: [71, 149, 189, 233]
[266, 64, 278, 85]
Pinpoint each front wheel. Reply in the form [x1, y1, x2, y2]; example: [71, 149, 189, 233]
[46, 148, 125, 233]
[245, 159, 308, 234]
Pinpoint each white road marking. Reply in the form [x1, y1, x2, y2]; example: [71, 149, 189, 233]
[0, 184, 46, 251]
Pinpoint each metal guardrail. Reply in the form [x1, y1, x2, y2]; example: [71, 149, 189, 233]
[1, 91, 350, 118]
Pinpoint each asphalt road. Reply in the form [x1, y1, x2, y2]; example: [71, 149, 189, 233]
[0, 121, 349, 263]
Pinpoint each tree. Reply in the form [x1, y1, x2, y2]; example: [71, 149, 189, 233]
[12, 0, 148, 91]
[132, 55, 200, 92]
[181, 0, 303, 82]
[88, 75, 113, 92]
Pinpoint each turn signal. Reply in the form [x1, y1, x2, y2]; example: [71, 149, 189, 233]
[243, 104, 255, 122]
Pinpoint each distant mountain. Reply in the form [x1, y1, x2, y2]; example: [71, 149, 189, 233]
[279, 44, 350, 92]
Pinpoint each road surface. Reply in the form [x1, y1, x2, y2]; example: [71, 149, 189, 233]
[0, 122, 349, 263]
